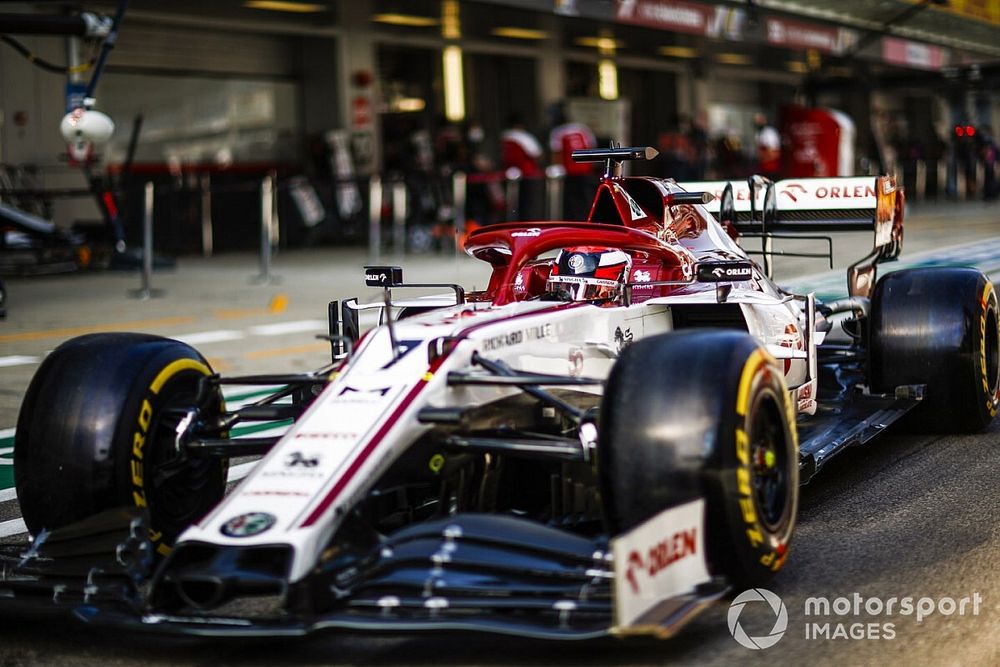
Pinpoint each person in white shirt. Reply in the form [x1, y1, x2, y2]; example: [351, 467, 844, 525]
[754, 112, 781, 180]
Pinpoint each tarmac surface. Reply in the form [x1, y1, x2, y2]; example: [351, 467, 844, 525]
[0, 200, 997, 665]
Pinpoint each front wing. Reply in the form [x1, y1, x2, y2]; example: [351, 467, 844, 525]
[0, 506, 728, 640]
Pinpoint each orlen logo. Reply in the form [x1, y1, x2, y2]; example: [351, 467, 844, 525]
[511, 227, 543, 237]
[624, 527, 698, 595]
[697, 262, 753, 283]
[712, 266, 751, 278]
[779, 182, 877, 201]
[633, 269, 652, 283]
[779, 183, 807, 202]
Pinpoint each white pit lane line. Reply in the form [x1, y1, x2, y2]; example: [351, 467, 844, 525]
[0, 519, 25, 539]
[0, 320, 331, 374]
[248, 320, 327, 336]
[179, 320, 327, 345]
[174, 329, 245, 345]
[0, 355, 41, 368]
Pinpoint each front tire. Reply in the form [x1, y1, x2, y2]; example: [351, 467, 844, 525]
[15, 333, 227, 555]
[599, 330, 798, 587]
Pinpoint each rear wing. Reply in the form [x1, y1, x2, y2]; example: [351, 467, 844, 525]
[676, 176, 903, 298]
[678, 175, 898, 237]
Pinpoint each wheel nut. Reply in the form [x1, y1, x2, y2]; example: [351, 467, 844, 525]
[764, 450, 776, 468]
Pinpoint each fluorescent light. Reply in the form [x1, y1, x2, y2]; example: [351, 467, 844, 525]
[658, 46, 698, 59]
[786, 61, 808, 73]
[715, 53, 751, 65]
[443, 45, 465, 122]
[393, 97, 426, 112]
[598, 59, 618, 100]
[575, 36, 624, 52]
[491, 26, 549, 40]
[243, 1, 326, 12]
[372, 13, 438, 27]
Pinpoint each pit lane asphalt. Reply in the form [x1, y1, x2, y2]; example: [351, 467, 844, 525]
[0, 201, 997, 665]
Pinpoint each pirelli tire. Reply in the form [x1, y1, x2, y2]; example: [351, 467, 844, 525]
[870, 267, 1000, 432]
[599, 329, 799, 588]
[15, 333, 226, 556]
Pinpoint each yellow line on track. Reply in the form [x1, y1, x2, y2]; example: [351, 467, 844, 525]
[213, 293, 289, 320]
[0, 316, 197, 343]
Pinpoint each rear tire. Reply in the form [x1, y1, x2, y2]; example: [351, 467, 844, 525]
[870, 268, 999, 432]
[599, 330, 798, 587]
[15, 333, 227, 555]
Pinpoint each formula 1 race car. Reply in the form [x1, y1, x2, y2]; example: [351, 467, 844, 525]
[5, 147, 998, 639]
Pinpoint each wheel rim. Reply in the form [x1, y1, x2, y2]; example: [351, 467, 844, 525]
[146, 377, 222, 537]
[749, 391, 791, 531]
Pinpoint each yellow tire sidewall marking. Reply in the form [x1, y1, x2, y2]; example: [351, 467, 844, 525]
[980, 282, 998, 417]
[150, 359, 211, 395]
[132, 357, 212, 555]
[734, 346, 796, 572]
[735, 348, 768, 417]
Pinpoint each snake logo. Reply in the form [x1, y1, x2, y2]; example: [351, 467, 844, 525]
[727, 588, 788, 649]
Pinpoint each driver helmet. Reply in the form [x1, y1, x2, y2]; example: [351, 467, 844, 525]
[546, 247, 632, 302]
